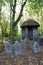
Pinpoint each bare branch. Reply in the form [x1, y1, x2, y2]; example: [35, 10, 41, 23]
[13, 0, 27, 27]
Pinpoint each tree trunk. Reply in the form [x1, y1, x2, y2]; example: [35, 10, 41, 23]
[9, 5, 12, 40]
[11, 0, 27, 44]
[11, 17, 15, 44]
[1, 30, 4, 47]
[10, 25, 14, 44]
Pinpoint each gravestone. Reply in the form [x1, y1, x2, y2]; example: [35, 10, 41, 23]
[33, 29, 38, 41]
[39, 38, 43, 46]
[24, 37, 30, 49]
[14, 38, 23, 56]
[33, 41, 40, 54]
[22, 30, 29, 39]
[4, 40, 12, 54]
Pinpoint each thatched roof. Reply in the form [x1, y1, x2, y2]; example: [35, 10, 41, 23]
[21, 19, 40, 28]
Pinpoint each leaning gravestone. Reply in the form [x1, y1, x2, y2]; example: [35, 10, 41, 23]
[33, 41, 40, 54]
[4, 40, 12, 54]
[14, 38, 23, 57]
[24, 37, 30, 49]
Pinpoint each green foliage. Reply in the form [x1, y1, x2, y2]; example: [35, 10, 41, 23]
[25, 0, 43, 34]
[1, 19, 8, 33]
[0, 0, 3, 3]
[27, 0, 43, 12]
[5, 0, 13, 2]
[0, 32, 2, 39]
[0, 0, 5, 6]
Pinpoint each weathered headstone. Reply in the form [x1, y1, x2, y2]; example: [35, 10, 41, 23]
[24, 38, 30, 49]
[22, 30, 29, 39]
[4, 40, 12, 54]
[14, 39, 23, 56]
[33, 29, 38, 41]
[33, 41, 40, 54]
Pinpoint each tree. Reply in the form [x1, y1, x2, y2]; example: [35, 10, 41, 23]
[0, 2, 9, 48]
[8, 0, 27, 44]
[12, 0, 27, 44]
[0, 3, 4, 46]
[26, 0, 43, 20]
[26, 0, 43, 33]
[0, 0, 27, 44]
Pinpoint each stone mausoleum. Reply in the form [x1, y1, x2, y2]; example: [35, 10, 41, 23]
[21, 19, 40, 40]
